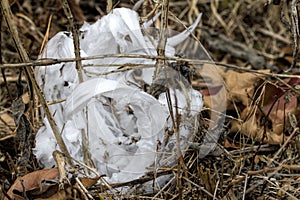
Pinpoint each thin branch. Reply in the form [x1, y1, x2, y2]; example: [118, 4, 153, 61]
[106, 0, 113, 13]
[154, 0, 170, 79]
[61, 0, 83, 83]
[0, 0, 73, 166]
[1, 54, 300, 80]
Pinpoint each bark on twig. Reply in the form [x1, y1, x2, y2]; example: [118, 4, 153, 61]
[61, 0, 83, 83]
[61, 0, 94, 168]
[154, 0, 170, 79]
[1, 0, 73, 166]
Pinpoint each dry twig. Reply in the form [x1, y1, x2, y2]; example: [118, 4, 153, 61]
[1, 0, 73, 166]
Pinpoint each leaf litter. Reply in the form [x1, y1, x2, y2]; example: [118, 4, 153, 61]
[1, 0, 300, 199]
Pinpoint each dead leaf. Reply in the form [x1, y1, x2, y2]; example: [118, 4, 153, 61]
[221, 69, 270, 110]
[5, 167, 101, 200]
[6, 168, 59, 200]
[79, 177, 100, 189]
[0, 113, 15, 127]
[21, 92, 29, 105]
[0, 112, 15, 133]
[223, 139, 241, 149]
[231, 76, 299, 144]
[275, 46, 294, 71]
[205, 68, 300, 144]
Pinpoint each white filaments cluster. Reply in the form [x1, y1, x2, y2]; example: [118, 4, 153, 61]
[34, 8, 203, 186]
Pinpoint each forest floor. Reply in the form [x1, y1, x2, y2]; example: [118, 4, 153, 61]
[1, 0, 300, 199]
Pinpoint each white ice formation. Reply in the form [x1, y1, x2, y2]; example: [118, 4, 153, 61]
[34, 7, 204, 188]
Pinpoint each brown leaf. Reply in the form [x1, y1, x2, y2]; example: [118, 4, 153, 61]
[0, 113, 15, 126]
[211, 68, 300, 144]
[196, 66, 269, 113]
[6, 168, 59, 200]
[222, 69, 269, 109]
[79, 177, 100, 189]
[231, 77, 299, 144]
[0, 112, 15, 132]
[223, 139, 241, 149]
[276, 46, 294, 71]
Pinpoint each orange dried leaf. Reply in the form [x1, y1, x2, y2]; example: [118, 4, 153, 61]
[6, 168, 59, 200]
[79, 177, 100, 189]
[222, 69, 269, 109]
[231, 77, 299, 144]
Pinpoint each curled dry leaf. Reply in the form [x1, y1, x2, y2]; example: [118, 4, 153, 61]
[220, 69, 270, 110]
[79, 177, 100, 189]
[5, 167, 100, 200]
[6, 168, 59, 200]
[200, 67, 300, 144]
[229, 71, 300, 144]
[193, 65, 269, 114]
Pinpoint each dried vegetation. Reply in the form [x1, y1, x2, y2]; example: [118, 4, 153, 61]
[1, 0, 300, 199]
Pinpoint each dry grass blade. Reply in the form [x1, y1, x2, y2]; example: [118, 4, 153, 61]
[2, 0, 300, 199]
[154, 0, 169, 79]
[0, 0, 73, 166]
[61, 0, 83, 83]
